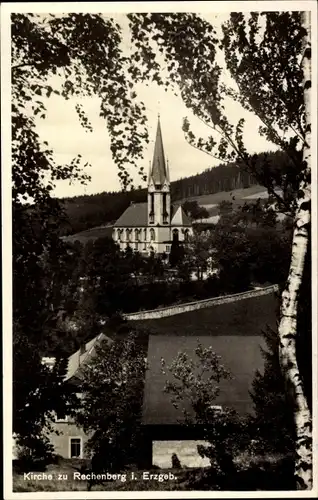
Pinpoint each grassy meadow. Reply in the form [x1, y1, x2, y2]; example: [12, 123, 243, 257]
[62, 224, 113, 244]
[179, 185, 270, 215]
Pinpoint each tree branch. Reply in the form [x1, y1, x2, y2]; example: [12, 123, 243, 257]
[253, 62, 305, 143]
[184, 134, 221, 161]
[195, 113, 240, 159]
[12, 63, 37, 72]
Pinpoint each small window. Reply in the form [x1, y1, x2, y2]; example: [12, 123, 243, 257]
[150, 228, 155, 241]
[208, 405, 223, 413]
[70, 437, 82, 458]
[55, 412, 68, 423]
[166, 245, 171, 252]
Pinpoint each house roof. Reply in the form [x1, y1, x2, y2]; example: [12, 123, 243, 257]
[149, 117, 169, 186]
[113, 203, 148, 227]
[66, 333, 112, 382]
[142, 334, 265, 425]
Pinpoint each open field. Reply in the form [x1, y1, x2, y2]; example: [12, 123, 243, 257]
[177, 185, 283, 224]
[133, 291, 279, 337]
[62, 224, 113, 244]
[179, 185, 269, 215]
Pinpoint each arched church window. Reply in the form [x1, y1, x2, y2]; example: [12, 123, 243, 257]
[117, 229, 122, 242]
[162, 193, 168, 223]
[184, 229, 189, 242]
[149, 194, 154, 223]
[135, 229, 139, 241]
[143, 229, 147, 249]
[150, 228, 155, 241]
[172, 228, 179, 242]
[126, 228, 131, 241]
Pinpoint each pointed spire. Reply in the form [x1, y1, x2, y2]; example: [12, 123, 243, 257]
[149, 115, 168, 186]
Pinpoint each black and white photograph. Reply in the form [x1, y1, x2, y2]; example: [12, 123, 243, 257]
[1, 1, 317, 497]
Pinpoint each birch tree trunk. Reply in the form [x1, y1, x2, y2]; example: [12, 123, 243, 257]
[278, 11, 312, 490]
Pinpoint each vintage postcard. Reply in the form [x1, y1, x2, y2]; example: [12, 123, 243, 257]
[1, 1, 317, 498]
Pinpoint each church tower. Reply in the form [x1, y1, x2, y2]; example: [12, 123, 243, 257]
[148, 116, 171, 226]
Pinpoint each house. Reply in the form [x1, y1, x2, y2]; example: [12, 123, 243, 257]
[43, 294, 276, 466]
[112, 116, 192, 255]
[45, 333, 112, 460]
[45, 329, 266, 464]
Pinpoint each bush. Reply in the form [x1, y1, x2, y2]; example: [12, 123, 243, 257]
[181, 453, 296, 491]
[14, 435, 56, 473]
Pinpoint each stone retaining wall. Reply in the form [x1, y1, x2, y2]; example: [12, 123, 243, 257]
[124, 284, 279, 321]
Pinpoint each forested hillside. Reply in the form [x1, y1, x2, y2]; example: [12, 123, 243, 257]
[59, 150, 288, 235]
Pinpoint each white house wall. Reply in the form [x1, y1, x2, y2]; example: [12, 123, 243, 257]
[113, 226, 191, 255]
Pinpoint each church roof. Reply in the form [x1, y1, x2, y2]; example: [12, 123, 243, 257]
[149, 117, 169, 186]
[171, 205, 192, 226]
[113, 202, 148, 227]
[114, 203, 192, 227]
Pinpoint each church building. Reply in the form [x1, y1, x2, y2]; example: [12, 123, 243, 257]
[113, 117, 192, 255]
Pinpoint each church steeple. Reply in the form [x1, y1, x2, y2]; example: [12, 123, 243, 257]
[148, 115, 169, 187]
[148, 115, 171, 226]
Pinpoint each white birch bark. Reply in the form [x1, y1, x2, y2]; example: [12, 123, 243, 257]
[278, 11, 312, 490]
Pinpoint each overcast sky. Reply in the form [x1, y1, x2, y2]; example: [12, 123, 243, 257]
[31, 11, 277, 198]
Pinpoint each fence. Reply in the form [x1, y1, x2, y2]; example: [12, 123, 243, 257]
[124, 284, 279, 321]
